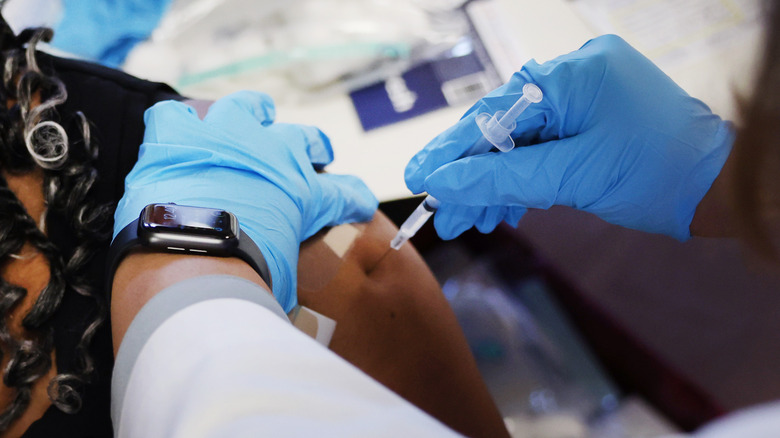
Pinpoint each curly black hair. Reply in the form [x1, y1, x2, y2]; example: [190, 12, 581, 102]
[0, 21, 112, 429]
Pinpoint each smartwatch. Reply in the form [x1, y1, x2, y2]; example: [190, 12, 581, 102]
[106, 203, 271, 299]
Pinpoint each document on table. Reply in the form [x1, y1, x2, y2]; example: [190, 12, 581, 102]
[568, 0, 762, 68]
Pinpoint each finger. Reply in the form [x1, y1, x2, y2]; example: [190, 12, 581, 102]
[477, 70, 561, 145]
[432, 203, 484, 240]
[410, 43, 618, 196]
[474, 206, 506, 234]
[404, 111, 484, 194]
[424, 135, 581, 210]
[204, 90, 276, 127]
[273, 123, 334, 169]
[505, 206, 527, 227]
[405, 71, 556, 194]
[303, 173, 379, 239]
[142, 100, 202, 143]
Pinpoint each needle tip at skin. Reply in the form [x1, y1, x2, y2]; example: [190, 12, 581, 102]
[366, 247, 394, 275]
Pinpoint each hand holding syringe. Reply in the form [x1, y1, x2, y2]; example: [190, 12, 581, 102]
[390, 83, 543, 250]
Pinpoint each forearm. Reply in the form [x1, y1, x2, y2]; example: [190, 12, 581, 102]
[110, 252, 269, 355]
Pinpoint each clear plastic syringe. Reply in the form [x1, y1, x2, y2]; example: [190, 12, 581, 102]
[390, 83, 543, 250]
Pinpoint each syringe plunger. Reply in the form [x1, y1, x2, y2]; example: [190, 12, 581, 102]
[476, 83, 543, 152]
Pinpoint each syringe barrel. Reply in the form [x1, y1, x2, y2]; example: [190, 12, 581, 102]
[465, 129, 498, 156]
[399, 196, 438, 235]
[499, 97, 531, 129]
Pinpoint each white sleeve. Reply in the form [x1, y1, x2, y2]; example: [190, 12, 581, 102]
[691, 401, 780, 438]
[112, 275, 462, 438]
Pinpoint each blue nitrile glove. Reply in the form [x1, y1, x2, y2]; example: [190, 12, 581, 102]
[405, 34, 734, 241]
[53, 0, 173, 67]
[113, 91, 378, 312]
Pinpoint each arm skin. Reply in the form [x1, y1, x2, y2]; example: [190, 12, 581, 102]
[297, 212, 510, 438]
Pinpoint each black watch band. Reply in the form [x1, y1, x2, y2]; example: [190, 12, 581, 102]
[105, 217, 272, 302]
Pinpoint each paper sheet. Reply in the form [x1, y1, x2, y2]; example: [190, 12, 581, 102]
[570, 0, 762, 68]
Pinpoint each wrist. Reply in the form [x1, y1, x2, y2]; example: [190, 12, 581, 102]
[108, 203, 273, 299]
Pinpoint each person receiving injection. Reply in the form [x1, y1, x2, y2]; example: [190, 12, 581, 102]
[104, 9, 780, 435]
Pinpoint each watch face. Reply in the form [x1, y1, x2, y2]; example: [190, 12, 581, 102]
[139, 204, 238, 252]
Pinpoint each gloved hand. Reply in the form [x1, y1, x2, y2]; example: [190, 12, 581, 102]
[114, 91, 378, 312]
[405, 34, 734, 241]
[53, 0, 173, 67]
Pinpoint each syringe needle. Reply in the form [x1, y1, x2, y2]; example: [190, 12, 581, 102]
[389, 83, 543, 250]
[366, 246, 394, 275]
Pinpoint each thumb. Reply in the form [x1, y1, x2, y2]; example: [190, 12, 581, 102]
[204, 90, 276, 128]
[293, 124, 334, 169]
[432, 203, 485, 240]
[423, 136, 581, 209]
[404, 112, 484, 194]
[303, 173, 378, 239]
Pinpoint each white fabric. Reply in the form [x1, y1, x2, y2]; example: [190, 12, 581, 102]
[693, 402, 780, 438]
[112, 276, 780, 438]
[114, 296, 461, 438]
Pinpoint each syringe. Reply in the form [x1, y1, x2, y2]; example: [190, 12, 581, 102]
[390, 83, 543, 250]
[390, 196, 440, 249]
